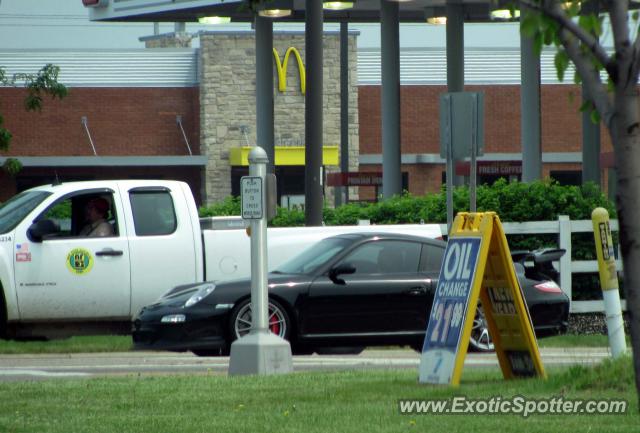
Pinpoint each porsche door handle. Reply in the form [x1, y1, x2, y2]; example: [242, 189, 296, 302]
[96, 249, 124, 257]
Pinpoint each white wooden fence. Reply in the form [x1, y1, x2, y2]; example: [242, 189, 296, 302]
[441, 216, 625, 314]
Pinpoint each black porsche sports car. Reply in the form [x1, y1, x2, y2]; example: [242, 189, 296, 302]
[132, 233, 569, 355]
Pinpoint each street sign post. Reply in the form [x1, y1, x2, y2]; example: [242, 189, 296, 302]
[229, 146, 293, 376]
[419, 212, 545, 386]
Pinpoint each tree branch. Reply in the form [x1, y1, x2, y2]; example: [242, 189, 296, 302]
[519, 0, 611, 69]
[606, 0, 631, 55]
[559, 28, 614, 128]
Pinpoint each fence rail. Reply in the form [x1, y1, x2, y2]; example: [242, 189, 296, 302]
[441, 216, 624, 314]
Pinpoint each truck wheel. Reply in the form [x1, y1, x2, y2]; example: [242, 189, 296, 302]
[229, 298, 291, 342]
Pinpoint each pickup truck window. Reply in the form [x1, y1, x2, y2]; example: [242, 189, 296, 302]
[129, 191, 177, 236]
[40, 192, 117, 238]
[0, 190, 51, 234]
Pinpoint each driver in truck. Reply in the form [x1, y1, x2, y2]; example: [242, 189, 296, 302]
[79, 197, 114, 237]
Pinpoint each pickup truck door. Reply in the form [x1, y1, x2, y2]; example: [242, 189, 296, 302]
[122, 185, 200, 315]
[13, 188, 131, 320]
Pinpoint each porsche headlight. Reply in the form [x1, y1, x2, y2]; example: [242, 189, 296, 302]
[184, 283, 216, 308]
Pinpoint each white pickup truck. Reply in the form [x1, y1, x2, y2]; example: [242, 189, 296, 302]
[0, 180, 442, 339]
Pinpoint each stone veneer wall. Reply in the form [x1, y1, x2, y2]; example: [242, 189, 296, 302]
[199, 31, 359, 206]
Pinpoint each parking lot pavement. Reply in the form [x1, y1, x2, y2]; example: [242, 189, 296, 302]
[0, 347, 613, 382]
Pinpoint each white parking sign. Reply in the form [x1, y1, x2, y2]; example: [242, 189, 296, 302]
[241, 176, 263, 220]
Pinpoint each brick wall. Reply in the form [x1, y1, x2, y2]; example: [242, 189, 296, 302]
[359, 84, 614, 155]
[0, 87, 200, 157]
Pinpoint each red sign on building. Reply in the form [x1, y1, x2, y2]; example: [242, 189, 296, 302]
[326, 172, 383, 187]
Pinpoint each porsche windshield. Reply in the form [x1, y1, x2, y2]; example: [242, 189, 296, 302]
[0, 190, 52, 234]
[274, 237, 351, 275]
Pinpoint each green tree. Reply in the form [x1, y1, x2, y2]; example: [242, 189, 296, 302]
[518, 0, 640, 404]
[0, 63, 68, 174]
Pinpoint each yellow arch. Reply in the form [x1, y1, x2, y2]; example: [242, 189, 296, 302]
[272, 47, 306, 95]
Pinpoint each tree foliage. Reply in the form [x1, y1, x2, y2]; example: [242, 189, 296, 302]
[517, 0, 640, 406]
[0, 63, 68, 174]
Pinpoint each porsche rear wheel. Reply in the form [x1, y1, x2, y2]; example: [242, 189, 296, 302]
[468, 305, 494, 352]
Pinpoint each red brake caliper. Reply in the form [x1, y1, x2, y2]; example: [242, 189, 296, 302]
[269, 309, 280, 335]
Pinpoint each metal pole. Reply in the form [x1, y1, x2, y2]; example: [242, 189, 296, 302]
[581, 0, 601, 185]
[255, 16, 275, 173]
[470, 95, 477, 212]
[446, 3, 464, 187]
[381, 0, 402, 199]
[338, 20, 350, 205]
[520, 11, 542, 182]
[305, 0, 323, 226]
[249, 148, 269, 332]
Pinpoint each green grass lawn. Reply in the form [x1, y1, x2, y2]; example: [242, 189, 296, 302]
[0, 356, 637, 433]
[537, 333, 612, 347]
[0, 335, 132, 354]
[0, 333, 619, 354]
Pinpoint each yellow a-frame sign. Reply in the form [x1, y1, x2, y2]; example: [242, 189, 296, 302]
[419, 212, 545, 386]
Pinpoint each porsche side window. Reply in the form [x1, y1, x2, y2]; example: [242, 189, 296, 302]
[130, 191, 177, 236]
[342, 241, 421, 274]
[419, 243, 445, 273]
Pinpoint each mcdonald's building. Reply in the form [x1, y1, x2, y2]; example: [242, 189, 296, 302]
[198, 31, 359, 206]
[0, 24, 614, 205]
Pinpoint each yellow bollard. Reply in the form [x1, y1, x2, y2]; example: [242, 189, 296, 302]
[591, 208, 627, 358]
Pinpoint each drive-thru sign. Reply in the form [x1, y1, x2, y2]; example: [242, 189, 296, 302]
[419, 212, 545, 386]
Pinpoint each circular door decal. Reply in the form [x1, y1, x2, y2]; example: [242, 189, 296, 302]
[66, 248, 94, 275]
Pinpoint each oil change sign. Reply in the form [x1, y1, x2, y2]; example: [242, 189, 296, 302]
[419, 212, 545, 386]
[419, 237, 481, 384]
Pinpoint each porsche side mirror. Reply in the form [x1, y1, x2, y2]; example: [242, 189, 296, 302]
[329, 263, 356, 284]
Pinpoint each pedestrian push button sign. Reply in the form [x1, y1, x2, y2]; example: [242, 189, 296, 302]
[241, 176, 263, 220]
[419, 212, 545, 386]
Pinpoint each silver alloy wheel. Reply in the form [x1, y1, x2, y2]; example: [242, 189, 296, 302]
[233, 300, 288, 339]
[469, 305, 494, 352]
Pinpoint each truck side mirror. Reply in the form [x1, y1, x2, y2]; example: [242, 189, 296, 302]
[329, 263, 356, 285]
[27, 219, 60, 242]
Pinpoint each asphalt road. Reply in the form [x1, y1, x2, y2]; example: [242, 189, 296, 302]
[0, 347, 612, 382]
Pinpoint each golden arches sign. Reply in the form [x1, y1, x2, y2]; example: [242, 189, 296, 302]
[272, 47, 306, 95]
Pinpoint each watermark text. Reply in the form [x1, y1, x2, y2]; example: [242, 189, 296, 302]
[398, 396, 627, 417]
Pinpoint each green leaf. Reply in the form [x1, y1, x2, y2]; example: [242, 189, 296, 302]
[573, 70, 583, 85]
[633, 11, 639, 22]
[520, 11, 540, 37]
[533, 32, 544, 55]
[0, 127, 11, 151]
[590, 109, 601, 124]
[607, 77, 615, 92]
[567, 1, 580, 17]
[579, 100, 593, 113]
[2, 158, 22, 176]
[555, 50, 570, 82]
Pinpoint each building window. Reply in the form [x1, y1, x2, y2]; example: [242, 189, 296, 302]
[550, 170, 582, 186]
